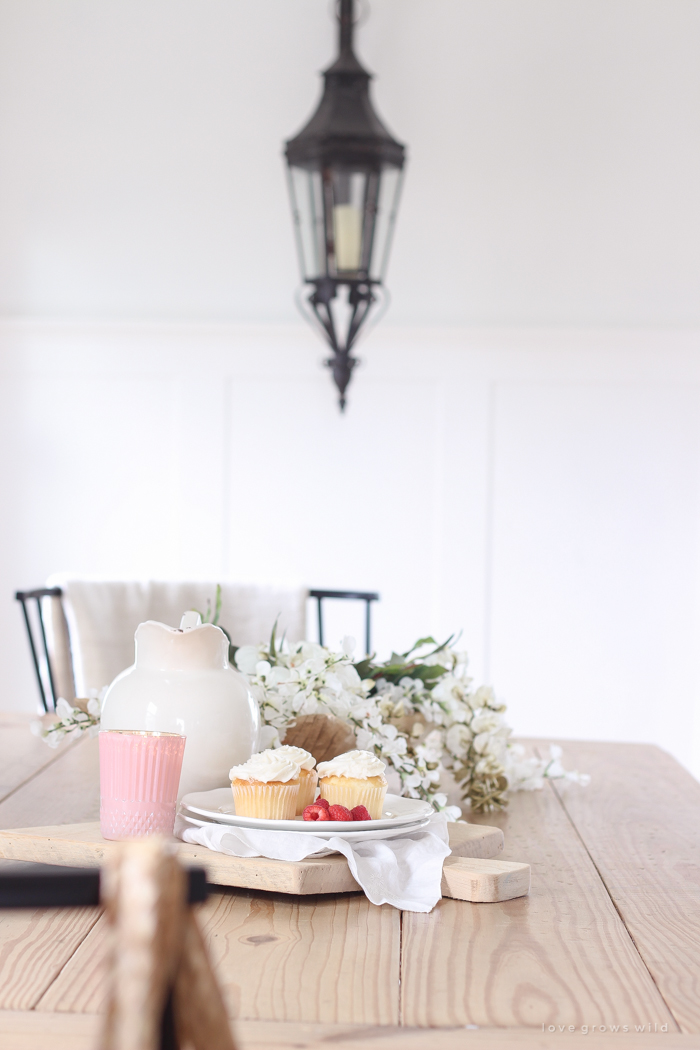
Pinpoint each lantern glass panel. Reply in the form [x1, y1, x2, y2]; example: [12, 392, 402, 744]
[288, 163, 404, 284]
[368, 165, 403, 281]
[287, 165, 325, 282]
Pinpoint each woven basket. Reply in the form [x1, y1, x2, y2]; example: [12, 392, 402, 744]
[281, 714, 356, 764]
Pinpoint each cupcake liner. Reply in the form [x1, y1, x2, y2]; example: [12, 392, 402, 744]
[318, 776, 387, 819]
[296, 768, 319, 814]
[231, 779, 299, 820]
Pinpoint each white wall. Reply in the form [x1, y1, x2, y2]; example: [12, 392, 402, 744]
[0, 1, 698, 325]
[2, 323, 700, 783]
[0, 3, 699, 777]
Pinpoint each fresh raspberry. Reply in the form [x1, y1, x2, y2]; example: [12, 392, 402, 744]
[303, 804, 331, 821]
[328, 804, 353, 822]
[315, 797, 331, 810]
[351, 805, 371, 822]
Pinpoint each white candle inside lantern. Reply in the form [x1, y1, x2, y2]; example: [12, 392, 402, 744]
[333, 204, 362, 271]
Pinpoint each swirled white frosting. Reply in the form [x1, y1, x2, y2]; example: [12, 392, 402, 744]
[274, 745, 316, 771]
[316, 750, 386, 781]
[229, 749, 300, 784]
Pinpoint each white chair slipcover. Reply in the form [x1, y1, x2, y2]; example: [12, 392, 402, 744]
[44, 576, 308, 698]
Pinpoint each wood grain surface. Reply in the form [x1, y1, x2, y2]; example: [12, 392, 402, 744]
[2, 735, 700, 1040]
[200, 888, 400, 1025]
[0, 905, 101, 1010]
[548, 741, 700, 1033]
[0, 731, 99, 830]
[0, 713, 80, 805]
[0, 1011, 695, 1050]
[0, 819, 505, 894]
[35, 912, 110, 1014]
[400, 779, 677, 1029]
[30, 823, 502, 1018]
[440, 856, 530, 902]
[41, 886, 402, 1026]
[0, 823, 363, 894]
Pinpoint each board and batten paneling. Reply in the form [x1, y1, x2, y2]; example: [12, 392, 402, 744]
[0, 322, 699, 781]
[488, 381, 700, 765]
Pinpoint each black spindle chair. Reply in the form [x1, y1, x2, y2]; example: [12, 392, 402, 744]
[14, 587, 64, 712]
[16, 586, 380, 713]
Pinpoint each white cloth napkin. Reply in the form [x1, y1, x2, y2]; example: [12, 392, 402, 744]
[177, 813, 452, 912]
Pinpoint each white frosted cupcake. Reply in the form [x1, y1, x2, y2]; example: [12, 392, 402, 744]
[317, 750, 388, 819]
[229, 750, 300, 819]
[274, 745, 318, 814]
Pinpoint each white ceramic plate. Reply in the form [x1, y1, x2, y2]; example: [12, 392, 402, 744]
[179, 812, 431, 843]
[180, 788, 433, 833]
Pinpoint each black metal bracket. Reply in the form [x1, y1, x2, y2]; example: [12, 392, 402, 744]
[306, 277, 378, 410]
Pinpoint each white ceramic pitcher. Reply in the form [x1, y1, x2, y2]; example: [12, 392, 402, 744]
[100, 612, 260, 798]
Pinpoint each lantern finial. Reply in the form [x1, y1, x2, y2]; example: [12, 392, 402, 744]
[339, 0, 354, 56]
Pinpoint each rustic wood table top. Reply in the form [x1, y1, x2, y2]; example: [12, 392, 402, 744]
[0, 712, 699, 1050]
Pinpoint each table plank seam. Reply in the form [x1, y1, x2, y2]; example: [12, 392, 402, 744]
[0, 734, 83, 808]
[546, 778, 682, 1034]
[397, 910, 404, 1026]
[31, 908, 105, 1013]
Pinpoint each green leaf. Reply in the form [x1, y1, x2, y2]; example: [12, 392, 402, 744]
[416, 634, 458, 661]
[377, 662, 413, 677]
[410, 663, 450, 682]
[352, 657, 375, 679]
[213, 584, 223, 626]
[401, 636, 437, 658]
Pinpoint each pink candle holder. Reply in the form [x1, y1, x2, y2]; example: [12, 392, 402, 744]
[99, 730, 186, 840]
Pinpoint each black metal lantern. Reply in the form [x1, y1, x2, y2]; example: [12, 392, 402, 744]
[285, 0, 406, 410]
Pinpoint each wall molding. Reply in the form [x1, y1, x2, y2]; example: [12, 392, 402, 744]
[1, 318, 700, 383]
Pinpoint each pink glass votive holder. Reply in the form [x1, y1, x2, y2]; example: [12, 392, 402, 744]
[99, 730, 186, 840]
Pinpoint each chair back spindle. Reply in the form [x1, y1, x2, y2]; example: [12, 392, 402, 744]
[15, 587, 64, 711]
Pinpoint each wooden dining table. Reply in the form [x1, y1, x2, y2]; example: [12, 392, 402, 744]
[0, 711, 699, 1050]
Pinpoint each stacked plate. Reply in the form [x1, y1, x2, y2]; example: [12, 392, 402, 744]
[179, 788, 433, 842]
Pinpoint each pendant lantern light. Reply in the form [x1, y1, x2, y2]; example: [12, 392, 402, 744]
[285, 0, 406, 410]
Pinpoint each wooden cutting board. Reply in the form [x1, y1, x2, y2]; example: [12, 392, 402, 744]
[0, 820, 529, 902]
